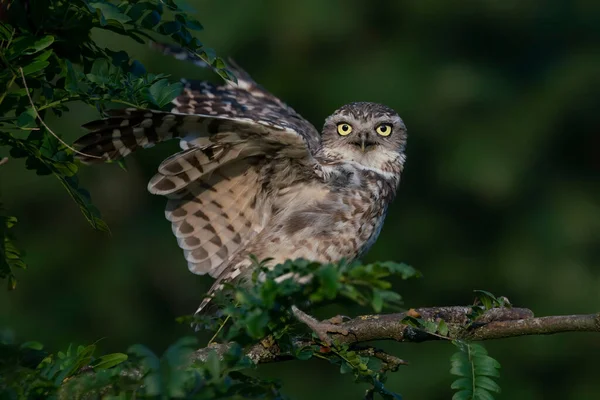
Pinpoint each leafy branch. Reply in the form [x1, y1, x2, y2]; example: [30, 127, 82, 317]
[3, 257, 599, 399]
[0, 0, 229, 288]
[194, 307, 599, 363]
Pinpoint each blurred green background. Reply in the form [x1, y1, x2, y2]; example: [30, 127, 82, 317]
[2, 0, 600, 398]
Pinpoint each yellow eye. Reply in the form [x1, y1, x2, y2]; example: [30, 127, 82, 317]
[376, 124, 392, 137]
[337, 123, 353, 136]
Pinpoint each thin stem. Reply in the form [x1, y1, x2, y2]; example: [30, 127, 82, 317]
[0, 74, 16, 106]
[18, 67, 103, 160]
[208, 315, 231, 346]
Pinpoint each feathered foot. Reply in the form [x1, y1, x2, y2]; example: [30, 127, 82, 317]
[291, 305, 350, 346]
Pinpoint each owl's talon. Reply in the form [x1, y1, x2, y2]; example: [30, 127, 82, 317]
[291, 305, 350, 346]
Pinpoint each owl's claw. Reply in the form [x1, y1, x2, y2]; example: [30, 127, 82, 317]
[291, 305, 350, 346]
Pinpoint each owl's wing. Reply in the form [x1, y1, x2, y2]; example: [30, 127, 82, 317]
[151, 41, 321, 151]
[74, 63, 323, 278]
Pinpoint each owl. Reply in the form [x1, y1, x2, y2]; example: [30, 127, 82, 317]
[74, 45, 407, 313]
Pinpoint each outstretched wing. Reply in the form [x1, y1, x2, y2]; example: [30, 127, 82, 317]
[74, 58, 322, 279]
[151, 41, 321, 151]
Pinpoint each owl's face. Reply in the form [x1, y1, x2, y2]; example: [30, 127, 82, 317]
[320, 102, 407, 170]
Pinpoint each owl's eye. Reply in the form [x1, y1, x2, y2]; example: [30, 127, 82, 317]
[337, 123, 353, 136]
[375, 124, 392, 137]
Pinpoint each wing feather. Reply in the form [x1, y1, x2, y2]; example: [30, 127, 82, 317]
[165, 159, 266, 277]
[74, 52, 322, 286]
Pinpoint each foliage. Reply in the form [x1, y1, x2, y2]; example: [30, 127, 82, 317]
[0, 337, 128, 399]
[187, 258, 421, 398]
[0, 333, 286, 399]
[468, 290, 512, 323]
[0, 2, 521, 399]
[0, 258, 422, 399]
[0, 208, 25, 290]
[189, 258, 420, 344]
[400, 290, 505, 400]
[450, 342, 501, 400]
[0, 255, 506, 399]
[0, 2, 423, 398]
[0, 0, 230, 288]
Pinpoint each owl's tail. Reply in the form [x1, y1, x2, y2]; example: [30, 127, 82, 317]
[74, 108, 190, 164]
[192, 280, 227, 331]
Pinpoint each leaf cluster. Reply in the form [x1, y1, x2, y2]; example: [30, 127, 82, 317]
[0, 0, 228, 288]
[0, 334, 286, 399]
[186, 258, 420, 399]
[325, 344, 402, 400]
[1, 258, 508, 399]
[0, 209, 25, 289]
[192, 258, 420, 343]
[1, 258, 419, 399]
[0, 337, 127, 399]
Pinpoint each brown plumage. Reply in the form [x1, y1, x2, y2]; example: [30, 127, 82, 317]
[74, 45, 407, 314]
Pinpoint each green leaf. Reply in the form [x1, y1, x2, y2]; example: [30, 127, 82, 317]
[339, 361, 353, 374]
[20, 341, 43, 350]
[295, 349, 314, 360]
[422, 320, 438, 334]
[90, 352, 128, 370]
[148, 79, 183, 108]
[175, 13, 203, 31]
[0, 213, 26, 290]
[453, 390, 473, 400]
[437, 320, 449, 336]
[8, 35, 54, 59]
[450, 342, 501, 400]
[245, 309, 270, 338]
[473, 290, 500, 310]
[317, 264, 340, 299]
[371, 289, 383, 313]
[86, 59, 122, 88]
[15, 108, 37, 129]
[0, 22, 13, 40]
[205, 350, 221, 379]
[88, 2, 132, 24]
[159, 21, 182, 35]
[33, 49, 53, 62]
[451, 378, 472, 390]
[475, 376, 501, 393]
[21, 60, 49, 76]
[64, 60, 81, 93]
[128, 344, 160, 369]
[55, 175, 109, 233]
[473, 388, 497, 400]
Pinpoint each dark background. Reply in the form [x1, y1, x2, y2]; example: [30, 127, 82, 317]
[2, 1, 600, 398]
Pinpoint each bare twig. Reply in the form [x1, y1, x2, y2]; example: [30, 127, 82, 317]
[0, 157, 8, 166]
[18, 67, 102, 160]
[354, 346, 409, 372]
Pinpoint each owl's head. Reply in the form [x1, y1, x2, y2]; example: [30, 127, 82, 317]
[321, 102, 407, 171]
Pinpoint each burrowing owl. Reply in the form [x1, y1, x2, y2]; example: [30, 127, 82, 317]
[74, 48, 407, 313]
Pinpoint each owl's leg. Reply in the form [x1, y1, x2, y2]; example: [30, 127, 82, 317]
[291, 305, 350, 346]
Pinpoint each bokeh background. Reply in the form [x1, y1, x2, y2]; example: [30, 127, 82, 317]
[2, 1, 600, 398]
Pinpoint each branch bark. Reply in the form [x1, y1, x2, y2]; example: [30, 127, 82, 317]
[193, 306, 600, 365]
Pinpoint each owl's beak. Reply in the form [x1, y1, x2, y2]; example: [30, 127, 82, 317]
[352, 134, 376, 152]
[359, 137, 376, 152]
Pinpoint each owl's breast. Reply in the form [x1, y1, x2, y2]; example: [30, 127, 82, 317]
[253, 162, 397, 265]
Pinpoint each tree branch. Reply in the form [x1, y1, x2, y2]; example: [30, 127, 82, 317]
[193, 306, 600, 365]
